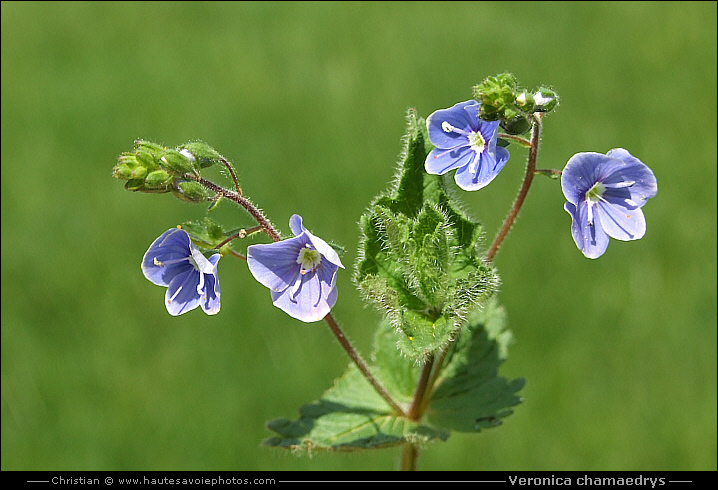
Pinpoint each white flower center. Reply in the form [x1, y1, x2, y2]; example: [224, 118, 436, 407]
[467, 131, 485, 153]
[297, 245, 321, 274]
[585, 182, 606, 226]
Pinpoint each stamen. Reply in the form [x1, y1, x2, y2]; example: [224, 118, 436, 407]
[155, 256, 190, 267]
[604, 180, 635, 189]
[168, 285, 183, 303]
[441, 121, 469, 136]
[196, 270, 205, 295]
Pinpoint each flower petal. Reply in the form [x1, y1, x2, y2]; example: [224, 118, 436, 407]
[453, 147, 509, 191]
[141, 228, 193, 286]
[288, 214, 344, 269]
[165, 268, 202, 316]
[425, 145, 476, 176]
[289, 213, 305, 237]
[478, 118, 501, 147]
[246, 236, 305, 292]
[561, 152, 613, 204]
[270, 271, 331, 322]
[594, 198, 647, 241]
[426, 100, 479, 150]
[564, 201, 610, 259]
[605, 148, 658, 204]
[200, 254, 221, 315]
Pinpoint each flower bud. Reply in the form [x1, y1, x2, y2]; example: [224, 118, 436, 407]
[179, 141, 224, 169]
[501, 114, 532, 135]
[112, 162, 134, 179]
[533, 88, 559, 112]
[129, 165, 147, 180]
[161, 149, 196, 175]
[172, 180, 216, 203]
[134, 149, 160, 172]
[515, 92, 536, 113]
[145, 169, 173, 187]
[124, 177, 172, 194]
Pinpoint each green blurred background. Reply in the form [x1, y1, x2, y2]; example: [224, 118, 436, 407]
[2, 1, 715, 471]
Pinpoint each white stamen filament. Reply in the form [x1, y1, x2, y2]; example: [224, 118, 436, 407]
[441, 121, 469, 136]
[604, 180, 635, 189]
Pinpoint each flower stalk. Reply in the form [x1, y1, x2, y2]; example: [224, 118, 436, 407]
[484, 112, 543, 263]
[191, 174, 406, 417]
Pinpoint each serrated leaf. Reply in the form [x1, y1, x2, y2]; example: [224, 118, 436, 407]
[264, 298, 522, 451]
[355, 109, 499, 361]
[263, 364, 448, 452]
[426, 297, 525, 433]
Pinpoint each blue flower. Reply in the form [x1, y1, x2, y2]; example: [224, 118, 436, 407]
[425, 100, 510, 191]
[246, 215, 344, 323]
[561, 149, 658, 259]
[141, 228, 221, 315]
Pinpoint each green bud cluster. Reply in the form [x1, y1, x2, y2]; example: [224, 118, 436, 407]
[113, 140, 174, 193]
[112, 140, 227, 200]
[472, 73, 559, 135]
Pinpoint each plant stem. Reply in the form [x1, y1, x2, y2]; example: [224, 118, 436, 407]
[484, 113, 543, 263]
[191, 174, 406, 417]
[189, 175, 282, 242]
[407, 355, 434, 421]
[400, 442, 419, 471]
[323, 313, 406, 417]
[220, 157, 242, 195]
[498, 133, 532, 148]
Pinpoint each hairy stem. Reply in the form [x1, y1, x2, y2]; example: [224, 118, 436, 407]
[407, 355, 434, 421]
[189, 175, 282, 242]
[485, 113, 543, 263]
[192, 174, 406, 417]
[324, 313, 406, 417]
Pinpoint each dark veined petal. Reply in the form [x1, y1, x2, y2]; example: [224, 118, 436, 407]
[564, 201, 610, 259]
[453, 146, 509, 191]
[200, 254, 221, 315]
[605, 148, 658, 204]
[594, 198, 647, 242]
[246, 236, 306, 293]
[141, 228, 194, 286]
[561, 152, 613, 205]
[477, 118, 501, 148]
[426, 100, 478, 150]
[270, 260, 339, 322]
[425, 144, 476, 176]
[165, 267, 203, 316]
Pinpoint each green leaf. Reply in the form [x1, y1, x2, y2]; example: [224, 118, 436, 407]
[179, 217, 241, 255]
[355, 109, 499, 361]
[427, 297, 525, 433]
[263, 357, 448, 452]
[263, 298, 522, 451]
